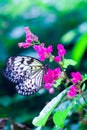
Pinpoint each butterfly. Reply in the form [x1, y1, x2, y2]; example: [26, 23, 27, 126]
[3, 56, 46, 96]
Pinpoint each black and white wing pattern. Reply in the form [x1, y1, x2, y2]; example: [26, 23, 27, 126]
[3, 56, 45, 96]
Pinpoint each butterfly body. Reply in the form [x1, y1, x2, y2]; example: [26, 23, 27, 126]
[3, 56, 45, 96]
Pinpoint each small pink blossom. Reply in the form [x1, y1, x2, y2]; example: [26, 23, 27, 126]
[22, 43, 31, 48]
[54, 56, 61, 63]
[67, 85, 78, 98]
[49, 87, 54, 94]
[33, 43, 45, 51]
[33, 44, 53, 61]
[43, 67, 61, 90]
[18, 42, 31, 48]
[53, 68, 62, 79]
[57, 44, 66, 57]
[18, 27, 38, 48]
[44, 83, 53, 90]
[24, 27, 38, 42]
[71, 72, 82, 84]
[68, 91, 77, 97]
[18, 42, 24, 48]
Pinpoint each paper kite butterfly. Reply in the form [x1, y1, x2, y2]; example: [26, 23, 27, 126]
[3, 56, 45, 96]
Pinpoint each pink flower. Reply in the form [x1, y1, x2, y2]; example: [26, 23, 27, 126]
[54, 56, 61, 63]
[18, 27, 38, 48]
[67, 85, 78, 98]
[53, 68, 62, 79]
[57, 44, 66, 57]
[33, 43, 45, 51]
[43, 67, 61, 90]
[71, 72, 82, 84]
[18, 42, 24, 48]
[49, 87, 54, 94]
[24, 27, 38, 42]
[18, 42, 31, 48]
[33, 43, 53, 61]
[44, 83, 53, 90]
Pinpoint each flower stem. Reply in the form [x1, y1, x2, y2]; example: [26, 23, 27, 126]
[81, 93, 87, 105]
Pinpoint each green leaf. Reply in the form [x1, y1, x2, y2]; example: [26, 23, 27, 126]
[32, 89, 68, 126]
[82, 83, 86, 91]
[71, 33, 87, 65]
[82, 74, 87, 82]
[81, 74, 87, 91]
[84, 115, 87, 118]
[63, 58, 76, 68]
[49, 55, 54, 62]
[53, 78, 63, 88]
[61, 30, 76, 43]
[53, 99, 76, 128]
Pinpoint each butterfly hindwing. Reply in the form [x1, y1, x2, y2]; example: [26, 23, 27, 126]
[16, 69, 44, 96]
[3, 56, 45, 95]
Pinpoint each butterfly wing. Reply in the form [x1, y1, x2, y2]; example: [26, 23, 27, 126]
[3, 56, 44, 95]
[16, 69, 44, 95]
[4, 56, 42, 83]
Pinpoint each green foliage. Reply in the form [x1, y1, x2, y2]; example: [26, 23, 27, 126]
[32, 89, 67, 126]
[71, 33, 87, 66]
[53, 78, 63, 88]
[81, 74, 87, 91]
[53, 99, 76, 128]
[82, 74, 87, 82]
[82, 83, 86, 91]
[63, 58, 76, 68]
[61, 30, 76, 44]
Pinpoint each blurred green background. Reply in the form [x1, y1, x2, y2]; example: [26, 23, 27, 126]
[0, 0, 87, 129]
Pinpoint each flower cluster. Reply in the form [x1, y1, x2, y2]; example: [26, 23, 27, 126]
[17, 27, 87, 129]
[43, 68, 61, 91]
[71, 71, 82, 84]
[54, 44, 66, 63]
[33, 43, 53, 61]
[57, 44, 66, 57]
[18, 27, 84, 98]
[67, 71, 82, 98]
[67, 85, 78, 98]
[18, 27, 38, 48]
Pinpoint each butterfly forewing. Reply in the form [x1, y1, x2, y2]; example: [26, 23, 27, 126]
[3, 56, 45, 95]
